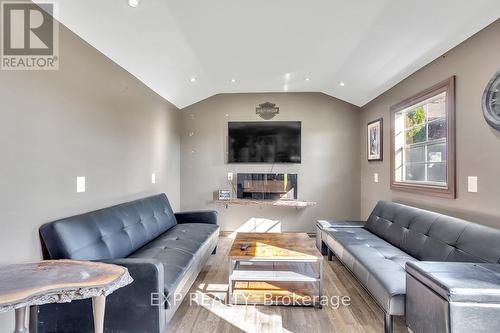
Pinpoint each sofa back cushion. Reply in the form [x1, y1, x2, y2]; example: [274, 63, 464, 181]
[39, 193, 177, 260]
[365, 201, 500, 263]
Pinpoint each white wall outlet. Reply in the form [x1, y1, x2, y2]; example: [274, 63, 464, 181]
[468, 176, 478, 193]
[76, 176, 86, 193]
[227, 172, 233, 181]
[374, 173, 379, 183]
[151, 173, 156, 184]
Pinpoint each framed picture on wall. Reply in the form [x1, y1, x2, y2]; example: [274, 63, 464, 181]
[367, 118, 383, 161]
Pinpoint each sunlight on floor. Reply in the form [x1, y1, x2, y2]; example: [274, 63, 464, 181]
[199, 283, 229, 292]
[193, 284, 285, 333]
[228, 218, 281, 238]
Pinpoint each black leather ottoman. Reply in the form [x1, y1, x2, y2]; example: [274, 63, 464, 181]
[406, 262, 500, 333]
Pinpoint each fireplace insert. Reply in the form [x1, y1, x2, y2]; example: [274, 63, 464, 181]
[236, 173, 298, 200]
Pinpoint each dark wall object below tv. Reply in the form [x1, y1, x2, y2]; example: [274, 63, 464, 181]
[237, 173, 298, 200]
[228, 121, 301, 163]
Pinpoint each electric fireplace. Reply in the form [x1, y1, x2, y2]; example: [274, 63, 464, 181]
[236, 173, 298, 200]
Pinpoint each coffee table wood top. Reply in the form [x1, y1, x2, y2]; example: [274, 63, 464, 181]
[229, 233, 322, 261]
[0, 260, 133, 313]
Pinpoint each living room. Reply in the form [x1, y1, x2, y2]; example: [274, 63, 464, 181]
[1, 1, 500, 333]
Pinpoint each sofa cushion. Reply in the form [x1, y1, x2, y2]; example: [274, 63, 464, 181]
[129, 223, 219, 296]
[325, 227, 417, 315]
[39, 193, 178, 260]
[365, 201, 500, 263]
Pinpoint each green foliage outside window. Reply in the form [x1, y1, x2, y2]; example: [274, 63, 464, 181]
[405, 107, 426, 144]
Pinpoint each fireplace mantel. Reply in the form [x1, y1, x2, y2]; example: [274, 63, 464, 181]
[213, 199, 317, 209]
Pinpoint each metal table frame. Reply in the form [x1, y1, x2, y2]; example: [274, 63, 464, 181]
[228, 257, 323, 308]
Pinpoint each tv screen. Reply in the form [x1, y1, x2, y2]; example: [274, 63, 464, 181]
[228, 121, 301, 163]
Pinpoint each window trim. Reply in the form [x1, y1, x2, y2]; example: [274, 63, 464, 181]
[390, 76, 456, 198]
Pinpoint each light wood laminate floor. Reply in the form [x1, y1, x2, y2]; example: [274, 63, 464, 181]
[166, 234, 407, 333]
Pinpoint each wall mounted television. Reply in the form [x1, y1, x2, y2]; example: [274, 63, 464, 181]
[228, 121, 301, 163]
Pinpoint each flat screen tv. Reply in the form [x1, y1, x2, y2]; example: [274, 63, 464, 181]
[228, 121, 301, 163]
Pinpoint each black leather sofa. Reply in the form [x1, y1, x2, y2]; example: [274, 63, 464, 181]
[318, 201, 500, 333]
[32, 193, 219, 333]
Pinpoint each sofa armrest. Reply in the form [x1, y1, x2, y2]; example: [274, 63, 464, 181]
[99, 258, 163, 297]
[175, 210, 218, 225]
[99, 258, 165, 331]
[318, 220, 366, 229]
[31, 258, 166, 333]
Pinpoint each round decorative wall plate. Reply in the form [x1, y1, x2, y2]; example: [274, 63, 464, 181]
[482, 70, 500, 131]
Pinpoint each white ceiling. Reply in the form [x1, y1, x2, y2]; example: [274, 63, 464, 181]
[39, 0, 500, 109]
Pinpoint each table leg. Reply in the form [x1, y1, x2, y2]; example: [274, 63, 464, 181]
[13, 306, 29, 333]
[318, 260, 323, 309]
[92, 296, 106, 333]
[228, 259, 234, 305]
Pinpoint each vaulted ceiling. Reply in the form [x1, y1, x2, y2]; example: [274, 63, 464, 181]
[39, 0, 500, 108]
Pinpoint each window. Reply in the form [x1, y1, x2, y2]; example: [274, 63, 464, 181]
[390, 77, 455, 198]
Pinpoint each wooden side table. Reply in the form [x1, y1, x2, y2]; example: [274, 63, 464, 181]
[0, 260, 133, 333]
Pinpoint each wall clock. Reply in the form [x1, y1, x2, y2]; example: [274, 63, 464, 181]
[482, 70, 500, 131]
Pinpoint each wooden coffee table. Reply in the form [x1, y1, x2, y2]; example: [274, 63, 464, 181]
[228, 232, 323, 307]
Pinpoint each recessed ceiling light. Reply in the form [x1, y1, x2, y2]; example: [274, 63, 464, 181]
[128, 0, 141, 7]
[305, 77, 311, 81]
[339, 81, 345, 87]
[190, 77, 196, 83]
[230, 78, 236, 83]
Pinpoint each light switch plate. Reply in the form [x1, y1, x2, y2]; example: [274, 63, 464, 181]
[77, 176, 86, 193]
[151, 173, 156, 184]
[227, 172, 233, 181]
[468, 176, 478, 193]
[374, 173, 379, 183]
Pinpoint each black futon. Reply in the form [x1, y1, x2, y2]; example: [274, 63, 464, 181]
[318, 201, 500, 333]
[32, 193, 219, 333]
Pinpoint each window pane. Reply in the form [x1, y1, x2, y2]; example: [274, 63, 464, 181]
[395, 111, 405, 150]
[427, 92, 446, 121]
[406, 124, 427, 144]
[405, 146, 425, 164]
[427, 142, 447, 162]
[405, 106, 425, 128]
[428, 163, 447, 183]
[428, 119, 447, 140]
[405, 164, 425, 182]
[395, 166, 403, 182]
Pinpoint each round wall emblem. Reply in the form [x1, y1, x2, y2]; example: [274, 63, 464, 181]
[482, 70, 500, 131]
[256, 102, 279, 120]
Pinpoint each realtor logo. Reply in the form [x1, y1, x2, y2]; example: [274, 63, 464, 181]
[1, 1, 59, 70]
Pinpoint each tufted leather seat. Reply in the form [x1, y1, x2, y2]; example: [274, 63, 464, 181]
[326, 227, 417, 314]
[322, 201, 500, 333]
[364, 201, 500, 264]
[129, 223, 219, 298]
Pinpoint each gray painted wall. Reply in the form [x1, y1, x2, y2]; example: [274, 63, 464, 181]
[0, 17, 180, 331]
[359, 19, 500, 227]
[180, 93, 361, 232]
